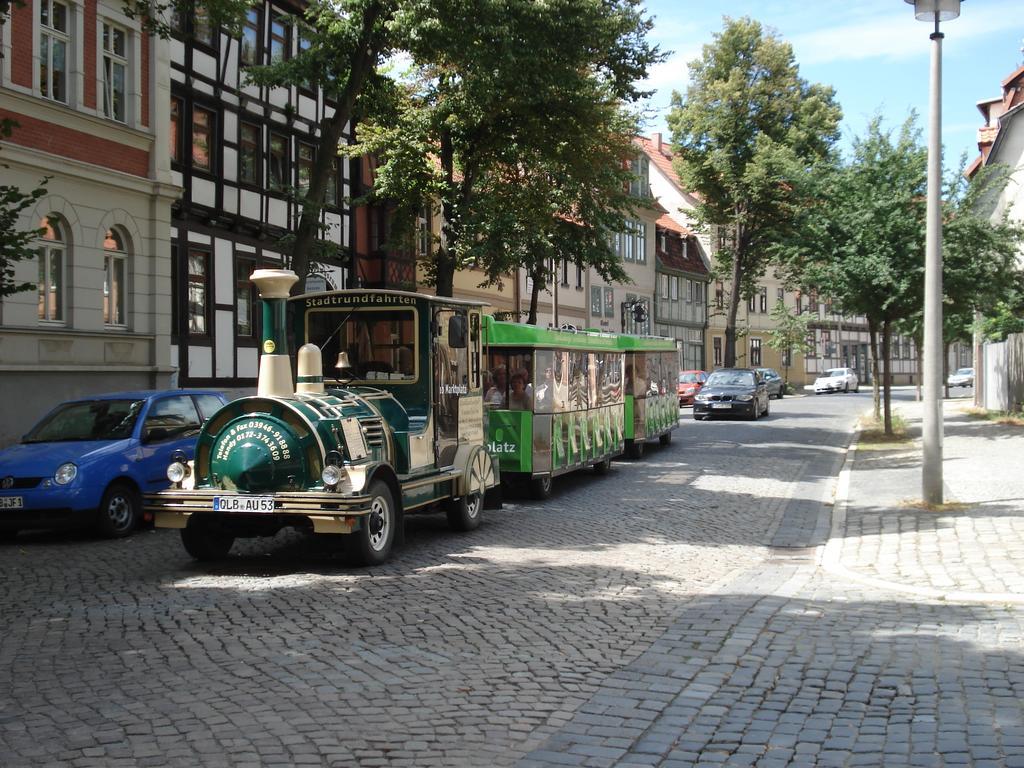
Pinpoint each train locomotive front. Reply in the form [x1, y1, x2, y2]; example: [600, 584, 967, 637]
[147, 269, 498, 565]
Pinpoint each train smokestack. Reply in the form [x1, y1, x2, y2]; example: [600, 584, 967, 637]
[251, 269, 299, 398]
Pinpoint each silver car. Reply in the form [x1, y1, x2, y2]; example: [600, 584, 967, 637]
[814, 367, 859, 394]
[947, 367, 974, 388]
[756, 367, 785, 399]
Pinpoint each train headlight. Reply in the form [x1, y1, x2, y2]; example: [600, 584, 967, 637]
[322, 463, 343, 489]
[54, 462, 78, 485]
[167, 461, 189, 485]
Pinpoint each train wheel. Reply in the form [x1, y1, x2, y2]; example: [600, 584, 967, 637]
[593, 457, 612, 475]
[530, 475, 552, 500]
[349, 480, 395, 566]
[180, 521, 235, 561]
[446, 491, 482, 532]
[659, 430, 672, 446]
[625, 439, 645, 460]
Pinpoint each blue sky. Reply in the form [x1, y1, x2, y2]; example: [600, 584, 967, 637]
[639, 0, 1024, 168]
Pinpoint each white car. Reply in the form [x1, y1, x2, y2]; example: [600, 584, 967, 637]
[814, 367, 859, 394]
[947, 367, 974, 388]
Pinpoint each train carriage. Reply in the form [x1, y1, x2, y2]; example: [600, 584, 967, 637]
[482, 317, 678, 498]
[147, 270, 499, 565]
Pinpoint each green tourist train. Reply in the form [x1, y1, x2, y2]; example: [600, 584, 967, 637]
[147, 270, 679, 565]
[483, 317, 679, 498]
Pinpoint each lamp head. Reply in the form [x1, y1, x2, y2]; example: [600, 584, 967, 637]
[904, 0, 961, 22]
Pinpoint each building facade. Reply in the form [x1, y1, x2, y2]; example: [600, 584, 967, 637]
[168, 1, 351, 389]
[653, 216, 707, 370]
[0, 0, 178, 445]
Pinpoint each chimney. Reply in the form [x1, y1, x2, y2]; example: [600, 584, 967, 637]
[251, 268, 299, 398]
[653, 132, 662, 152]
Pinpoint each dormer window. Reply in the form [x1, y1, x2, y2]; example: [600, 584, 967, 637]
[629, 155, 650, 198]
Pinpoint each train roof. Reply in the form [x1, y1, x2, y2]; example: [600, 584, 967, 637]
[484, 316, 677, 352]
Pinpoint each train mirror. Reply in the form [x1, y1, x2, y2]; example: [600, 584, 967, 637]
[448, 314, 468, 349]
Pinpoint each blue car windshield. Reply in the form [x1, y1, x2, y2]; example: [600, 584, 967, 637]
[23, 399, 145, 443]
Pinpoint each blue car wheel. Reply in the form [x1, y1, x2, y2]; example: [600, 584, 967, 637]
[96, 482, 140, 538]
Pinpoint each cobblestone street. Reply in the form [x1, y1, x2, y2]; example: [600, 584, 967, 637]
[3, 392, 1024, 767]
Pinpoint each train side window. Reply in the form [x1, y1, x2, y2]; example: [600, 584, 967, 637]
[485, 352, 508, 408]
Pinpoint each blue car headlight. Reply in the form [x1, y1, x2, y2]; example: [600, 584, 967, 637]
[54, 462, 78, 485]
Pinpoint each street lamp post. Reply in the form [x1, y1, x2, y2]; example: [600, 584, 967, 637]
[905, 0, 961, 505]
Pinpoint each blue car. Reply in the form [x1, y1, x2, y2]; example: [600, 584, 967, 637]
[0, 390, 226, 540]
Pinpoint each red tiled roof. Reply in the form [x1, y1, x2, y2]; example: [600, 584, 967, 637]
[655, 224, 708, 277]
[655, 213, 692, 236]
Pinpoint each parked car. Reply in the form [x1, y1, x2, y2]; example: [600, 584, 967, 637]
[948, 367, 974, 388]
[693, 368, 770, 421]
[814, 367, 859, 394]
[0, 389, 227, 540]
[677, 370, 708, 406]
[756, 367, 785, 399]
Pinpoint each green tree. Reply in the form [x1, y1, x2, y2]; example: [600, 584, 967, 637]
[125, 0, 397, 287]
[667, 16, 842, 366]
[778, 117, 925, 432]
[765, 299, 813, 387]
[0, 117, 48, 298]
[354, 0, 661, 301]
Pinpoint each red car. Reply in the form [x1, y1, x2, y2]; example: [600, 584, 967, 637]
[678, 370, 708, 406]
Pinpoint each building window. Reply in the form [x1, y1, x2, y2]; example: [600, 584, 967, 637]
[658, 230, 667, 252]
[782, 347, 791, 367]
[748, 294, 756, 312]
[809, 294, 819, 313]
[39, 0, 69, 103]
[713, 336, 722, 367]
[187, 249, 209, 336]
[715, 281, 724, 309]
[659, 273, 669, 299]
[235, 257, 255, 337]
[417, 205, 431, 258]
[193, 5, 215, 47]
[240, 8, 260, 66]
[324, 156, 340, 207]
[759, 287, 768, 313]
[101, 23, 127, 122]
[103, 228, 127, 326]
[576, 262, 583, 290]
[298, 143, 314, 195]
[560, 258, 569, 287]
[616, 220, 646, 264]
[170, 97, 182, 162]
[604, 287, 614, 317]
[192, 106, 213, 171]
[590, 286, 602, 316]
[750, 338, 762, 366]
[269, 13, 289, 63]
[239, 122, 260, 184]
[37, 216, 65, 323]
[777, 287, 785, 304]
[269, 133, 287, 189]
[670, 276, 679, 301]
[629, 155, 650, 198]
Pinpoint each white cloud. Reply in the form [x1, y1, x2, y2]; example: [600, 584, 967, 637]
[789, 2, 1022, 65]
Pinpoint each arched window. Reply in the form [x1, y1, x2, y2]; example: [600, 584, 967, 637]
[37, 216, 65, 322]
[103, 228, 128, 326]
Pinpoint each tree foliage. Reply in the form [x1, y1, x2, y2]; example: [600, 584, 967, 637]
[667, 16, 842, 365]
[765, 298, 813, 385]
[353, 0, 662, 305]
[0, 118, 48, 298]
[776, 115, 1024, 432]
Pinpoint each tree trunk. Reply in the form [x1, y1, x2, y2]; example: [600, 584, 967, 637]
[434, 127, 457, 297]
[882, 318, 892, 435]
[291, 0, 388, 291]
[868, 319, 881, 422]
[724, 231, 743, 366]
[527, 267, 542, 325]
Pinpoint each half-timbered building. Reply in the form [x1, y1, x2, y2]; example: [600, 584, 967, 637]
[169, 0, 351, 390]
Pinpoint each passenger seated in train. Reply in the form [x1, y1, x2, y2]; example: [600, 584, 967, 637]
[508, 373, 532, 411]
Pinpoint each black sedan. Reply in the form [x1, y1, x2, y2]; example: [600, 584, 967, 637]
[693, 368, 770, 421]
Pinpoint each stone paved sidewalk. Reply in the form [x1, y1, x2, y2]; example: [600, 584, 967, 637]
[826, 398, 1024, 602]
